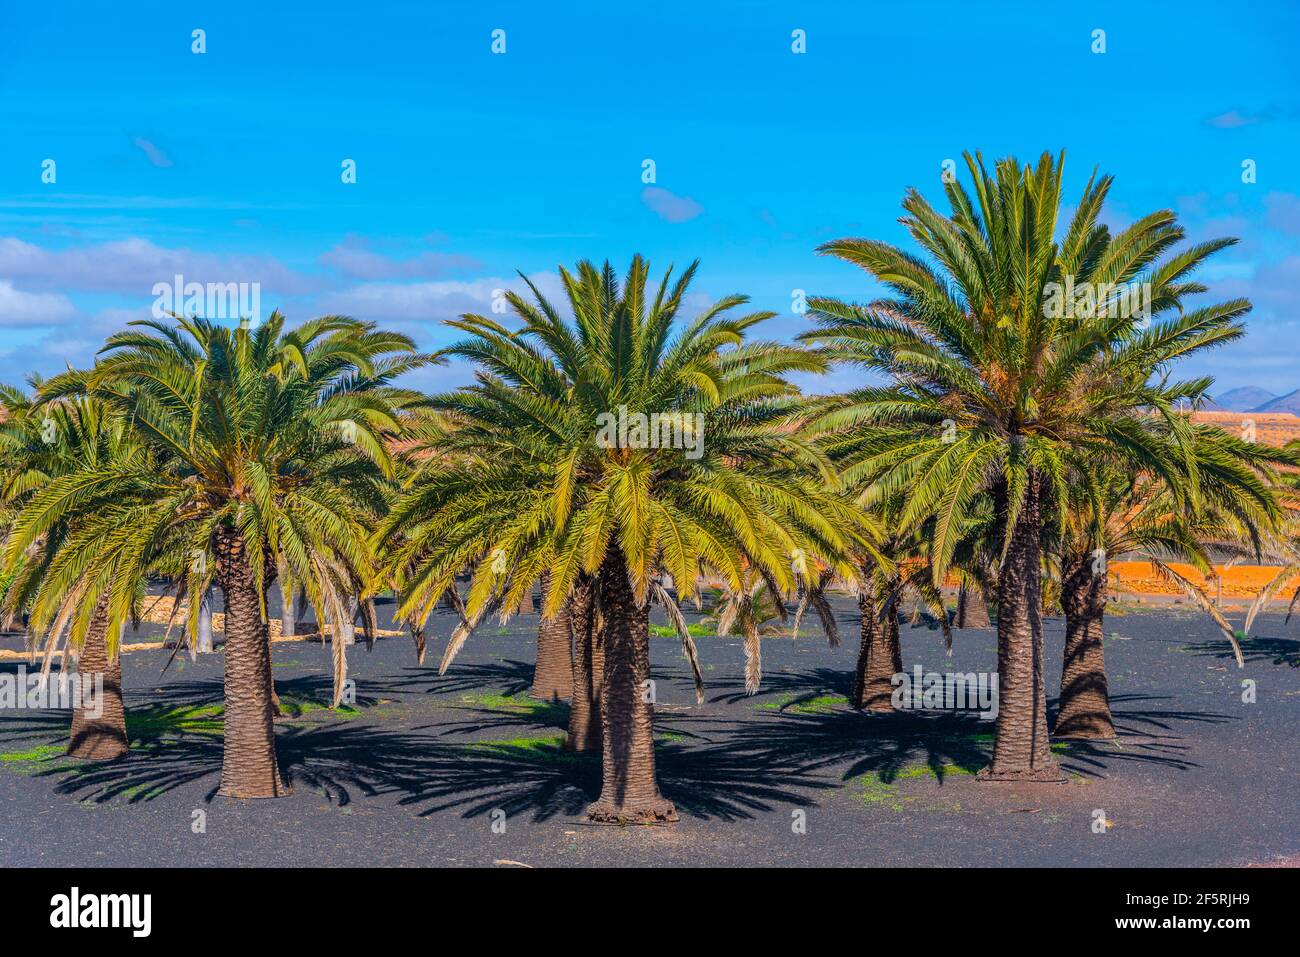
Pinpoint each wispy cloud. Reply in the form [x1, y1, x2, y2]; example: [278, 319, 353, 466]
[641, 186, 703, 223]
[132, 137, 174, 168]
[1204, 108, 1270, 129]
[319, 238, 480, 280]
[0, 194, 307, 211]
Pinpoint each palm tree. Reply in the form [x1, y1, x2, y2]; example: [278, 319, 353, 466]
[794, 421, 949, 713]
[379, 257, 872, 822]
[5, 313, 426, 797]
[851, 532, 951, 713]
[802, 150, 1252, 781]
[0, 388, 144, 759]
[1051, 429, 1286, 739]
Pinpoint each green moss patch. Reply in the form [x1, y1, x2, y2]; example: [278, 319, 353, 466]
[0, 742, 71, 776]
[650, 623, 713, 638]
[127, 703, 225, 739]
[755, 693, 848, 715]
[278, 697, 359, 720]
[457, 692, 566, 721]
[467, 732, 592, 766]
[852, 759, 978, 811]
[885, 762, 979, 783]
[0, 743, 65, 763]
[853, 775, 912, 811]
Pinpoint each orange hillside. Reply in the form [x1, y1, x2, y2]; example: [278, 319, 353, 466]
[1109, 561, 1300, 600]
[1190, 410, 1300, 448]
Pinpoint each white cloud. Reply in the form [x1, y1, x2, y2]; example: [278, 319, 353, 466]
[0, 236, 319, 297]
[318, 272, 566, 325]
[0, 280, 77, 327]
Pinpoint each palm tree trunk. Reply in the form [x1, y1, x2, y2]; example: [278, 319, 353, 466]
[587, 544, 676, 822]
[215, 527, 288, 798]
[280, 580, 296, 639]
[67, 590, 128, 760]
[408, 620, 427, 665]
[531, 571, 573, 700]
[1055, 554, 1115, 739]
[337, 597, 357, 646]
[592, 613, 605, 703]
[957, 581, 992, 628]
[566, 573, 601, 751]
[196, 586, 214, 653]
[852, 588, 900, 711]
[980, 473, 1064, 782]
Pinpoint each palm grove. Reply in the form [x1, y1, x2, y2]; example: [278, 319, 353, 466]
[2, 152, 1295, 821]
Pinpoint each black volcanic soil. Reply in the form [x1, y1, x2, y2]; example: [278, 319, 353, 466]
[1, 593, 1297, 867]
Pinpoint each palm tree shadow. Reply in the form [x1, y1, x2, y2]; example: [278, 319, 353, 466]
[1044, 693, 1235, 775]
[424, 697, 570, 738]
[707, 667, 853, 706]
[14, 671, 1245, 820]
[718, 707, 997, 785]
[28, 691, 829, 822]
[721, 692, 1236, 785]
[1183, 635, 1300, 668]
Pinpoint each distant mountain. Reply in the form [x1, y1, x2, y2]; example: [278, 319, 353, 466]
[1207, 386, 1277, 411]
[1251, 388, 1300, 414]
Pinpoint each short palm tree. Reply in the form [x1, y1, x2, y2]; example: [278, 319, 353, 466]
[1051, 428, 1286, 739]
[5, 313, 426, 797]
[851, 524, 950, 712]
[379, 257, 873, 822]
[701, 565, 794, 695]
[0, 388, 145, 759]
[802, 150, 1252, 781]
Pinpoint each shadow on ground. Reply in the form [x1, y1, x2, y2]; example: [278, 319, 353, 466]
[1184, 634, 1300, 668]
[1, 659, 1244, 827]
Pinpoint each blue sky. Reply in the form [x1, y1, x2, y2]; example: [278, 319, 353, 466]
[2, 0, 1298, 395]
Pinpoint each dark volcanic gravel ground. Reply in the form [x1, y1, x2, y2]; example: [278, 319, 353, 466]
[1, 593, 1297, 868]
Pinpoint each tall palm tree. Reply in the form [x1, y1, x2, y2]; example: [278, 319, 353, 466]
[802, 150, 1251, 781]
[379, 257, 873, 822]
[5, 313, 426, 797]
